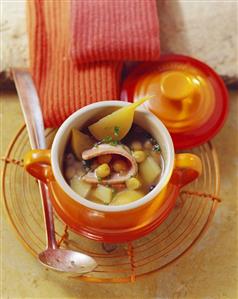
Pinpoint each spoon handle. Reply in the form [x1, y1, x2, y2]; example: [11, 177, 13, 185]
[12, 68, 57, 250]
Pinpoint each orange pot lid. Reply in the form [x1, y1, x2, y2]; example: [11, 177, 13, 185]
[121, 55, 229, 149]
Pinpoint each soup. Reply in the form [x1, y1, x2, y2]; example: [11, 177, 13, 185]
[63, 124, 164, 206]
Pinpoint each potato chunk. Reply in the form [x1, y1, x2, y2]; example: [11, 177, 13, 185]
[70, 177, 92, 198]
[110, 190, 144, 205]
[71, 128, 95, 160]
[92, 185, 113, 204]
[139, 156, 161, 184]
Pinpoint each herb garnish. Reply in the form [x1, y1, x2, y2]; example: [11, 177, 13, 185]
[152, 144, 161, 152]
[94, 127, 120, 146]
[110, 140, 119, 146]
[103, 136, 113, 143]
[101, 135, 119, 146]
[97, 176, 102, 182]
[114, 126, 120, 137]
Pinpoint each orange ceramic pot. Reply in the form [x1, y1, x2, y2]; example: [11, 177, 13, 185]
[24, 101, 202, 242]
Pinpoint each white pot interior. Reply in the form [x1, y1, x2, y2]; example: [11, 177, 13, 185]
[51, 101, 174, 212]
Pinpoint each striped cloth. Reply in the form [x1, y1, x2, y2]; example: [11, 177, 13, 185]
[28, 0, 160, 128]
[71, 0, 160, 64]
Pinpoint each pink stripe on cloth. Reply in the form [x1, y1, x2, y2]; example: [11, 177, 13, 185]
[71, 0, 160, 64]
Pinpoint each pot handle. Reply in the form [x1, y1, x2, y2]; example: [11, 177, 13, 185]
[24, 150, 202, 187]
[24, 149, 53, 183]
[171, 153, 202, 187]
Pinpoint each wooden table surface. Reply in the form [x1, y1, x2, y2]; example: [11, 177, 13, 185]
[1, 90, 237, 299]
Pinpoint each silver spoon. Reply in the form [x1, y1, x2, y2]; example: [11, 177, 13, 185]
[12, 68, 97, 274]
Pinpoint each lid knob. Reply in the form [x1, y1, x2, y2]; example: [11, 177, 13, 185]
[160, 71, 194, 100]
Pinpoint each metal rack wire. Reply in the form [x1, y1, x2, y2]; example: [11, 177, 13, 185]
[1, 124, 221, 283]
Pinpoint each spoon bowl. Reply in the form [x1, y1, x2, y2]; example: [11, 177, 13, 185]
[39, 248, 97, 274]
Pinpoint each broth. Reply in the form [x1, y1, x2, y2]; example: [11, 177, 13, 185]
[63, 124, 164, 206]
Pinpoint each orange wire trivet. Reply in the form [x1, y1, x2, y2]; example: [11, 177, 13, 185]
[1, 125, 221, 283]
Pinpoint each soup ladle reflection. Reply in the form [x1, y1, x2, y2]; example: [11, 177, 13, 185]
[12, 68, 97, 274]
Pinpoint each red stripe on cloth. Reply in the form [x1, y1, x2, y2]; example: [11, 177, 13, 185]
[71, 0, 160, 64]
[28, 0, 122, 128]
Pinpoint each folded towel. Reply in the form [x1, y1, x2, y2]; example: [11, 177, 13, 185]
[28, 0, 122, 127]
[28, 0, 160, 128]
[71, 0, 160, 64]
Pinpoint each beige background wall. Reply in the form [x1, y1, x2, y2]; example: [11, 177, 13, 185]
[1, 0, 238, 82]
